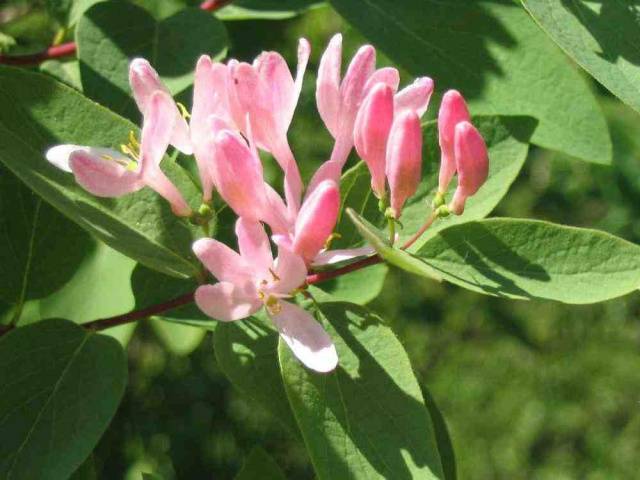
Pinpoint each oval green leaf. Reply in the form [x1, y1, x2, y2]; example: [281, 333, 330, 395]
[417, 218, 640, 304]
[279, 302, 444, 479]
[0, 319, 127, 480]
[329, 0, 611, 164]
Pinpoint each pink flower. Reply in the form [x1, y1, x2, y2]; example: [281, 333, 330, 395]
[353, 78, 432, 216]
[272, 180, 341, 266]
[437, 90, 471, 194]
[386, 111, 423, 218]
[190, 55, 234, 202]
[193, 218, 338, 373]
[46, 91, 192, 216]
[129, 58, 193, 155]
[449, 121, 489, 215]
[210, 127, 290, 232]
[227, 39, 311, 214]
[310, 34, 434, 195]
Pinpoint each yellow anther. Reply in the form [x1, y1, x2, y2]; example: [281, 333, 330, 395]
[324, 232, 342, 250]
[128, 130, 140, 149]
[257, 291, 265, 300]
[265, 295, 282, 315]
[177, 102, 191, 120]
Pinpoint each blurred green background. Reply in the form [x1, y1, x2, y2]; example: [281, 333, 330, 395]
[2, 1, 640, 479]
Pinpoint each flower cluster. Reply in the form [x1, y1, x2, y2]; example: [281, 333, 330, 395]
[45, 34, 489, 372]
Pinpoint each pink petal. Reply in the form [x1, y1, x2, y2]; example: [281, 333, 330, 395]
[305, 159, 343, 200]
[255, 51, 294, 134]
[191, 56, 230, 200]
[68, 150, 143, 197]
[268, 302, 338, 373]
[395, 77, 434, 118]
[292, 38, 311, 123]
[129, 58, 192, 154]
[192, 238, 256, 286]
[438, 90, 470, 193]
[212, 129, 268, 222]
[142, 167, 192, 217]
[364, 67, 400, 95]
[273, 248, 307, 294]
[140, 91, 176, 174]
[46, 145, 125, 173]
[194, 282, 261, 322]
[316, 33, 343, 138]
[386, 111, 423, 217]
[139, 91, 192, 216]
[293, 180, 340, 264]
[235, 217, 273, 275]
[354, 82, 394, 198]
[262, 183, 293, 234]
[338, 44, 376, 131]
[450, 121, 489, 215]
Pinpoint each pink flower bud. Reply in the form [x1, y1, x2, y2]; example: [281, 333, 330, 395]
[292, 180, 340, 264]
[386, 111, 423, 218]
[449, 121, 489, 215]
[212, 130, 268, 222]
[437, 90, 470, 194]
[395, 77, 434, 118]
[128, 58, 192, 155]
[354, 83, 394, 198]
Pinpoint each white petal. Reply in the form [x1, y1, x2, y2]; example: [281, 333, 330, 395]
[312, 246, 376, 267]
[269, 301, 338, 373]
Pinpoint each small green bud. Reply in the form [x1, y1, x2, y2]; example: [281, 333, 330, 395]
[432, 191, 446, 209]
[435, 205, 451, 218]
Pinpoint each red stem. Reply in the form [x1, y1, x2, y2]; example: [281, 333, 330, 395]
[0, 0, 233, 66]
[0, 255, 383, 337]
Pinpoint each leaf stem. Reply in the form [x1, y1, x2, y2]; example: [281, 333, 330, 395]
[0, 0, 234, 65]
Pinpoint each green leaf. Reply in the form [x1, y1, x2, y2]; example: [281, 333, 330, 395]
[216, 0, 323, 20]
[522, 0, 640, 115]
[234, 447, 287, 480]
[0, 66, 202, 278]
[416, 218, 640, 304]
[421, 385, 456, 480]
[329, 0, 611, 164]
[310, 263, 388, 304]
[337, 116, 534, 252]
[279, 302, 444, 479]
[151, 319, 206, 356]
[213, 317, 299, 435]
[70, 455, 97, 480]
[0, 166, 92, 309]
[77, 2, 228, 120]
[46, 0, 104, 26]
[0, 319, 127, 480]
[38, 241, 136, 323]
[40, 59, 82, 91]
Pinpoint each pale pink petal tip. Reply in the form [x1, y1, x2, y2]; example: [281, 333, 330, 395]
[270, 302, 338, 373]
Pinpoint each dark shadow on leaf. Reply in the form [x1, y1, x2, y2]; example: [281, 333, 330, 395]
[560, 0, 640, 67]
